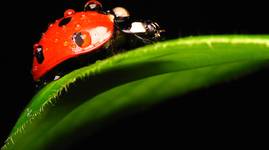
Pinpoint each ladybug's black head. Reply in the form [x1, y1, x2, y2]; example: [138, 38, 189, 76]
[84, 0, 103, 12]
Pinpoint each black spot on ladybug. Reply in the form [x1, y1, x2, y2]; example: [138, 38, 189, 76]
[59, 17, 72, 27]
[35, 45, 44, 64]
[73, 32, 84, 47]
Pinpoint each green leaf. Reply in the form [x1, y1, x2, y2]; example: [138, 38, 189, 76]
[2, 35, 269, 149]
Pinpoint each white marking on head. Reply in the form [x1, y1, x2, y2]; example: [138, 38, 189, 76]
[129, 22, 146, 33]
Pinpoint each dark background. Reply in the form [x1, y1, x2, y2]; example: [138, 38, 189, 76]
[1, 0, 268, 148]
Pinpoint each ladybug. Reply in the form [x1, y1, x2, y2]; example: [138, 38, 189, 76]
[32, 0, 163, 87]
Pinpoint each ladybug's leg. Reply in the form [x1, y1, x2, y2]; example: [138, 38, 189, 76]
[105, 29, 129, 55]
[143, 21, 164, 41]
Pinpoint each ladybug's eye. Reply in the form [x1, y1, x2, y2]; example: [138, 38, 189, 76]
[73, 31, 91, 48]
[34, 44, 44, 64]
[84, 0, 102, 12]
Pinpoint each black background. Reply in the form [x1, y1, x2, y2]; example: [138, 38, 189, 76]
[1, 0, 268, 148]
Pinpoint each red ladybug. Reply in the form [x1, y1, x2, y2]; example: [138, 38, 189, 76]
[32, 0, 163, 86]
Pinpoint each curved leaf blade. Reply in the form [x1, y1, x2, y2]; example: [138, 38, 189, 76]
[3, 35, 269, 150]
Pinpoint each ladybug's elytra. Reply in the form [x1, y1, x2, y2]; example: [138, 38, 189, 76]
[32, 0, 163, 86]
